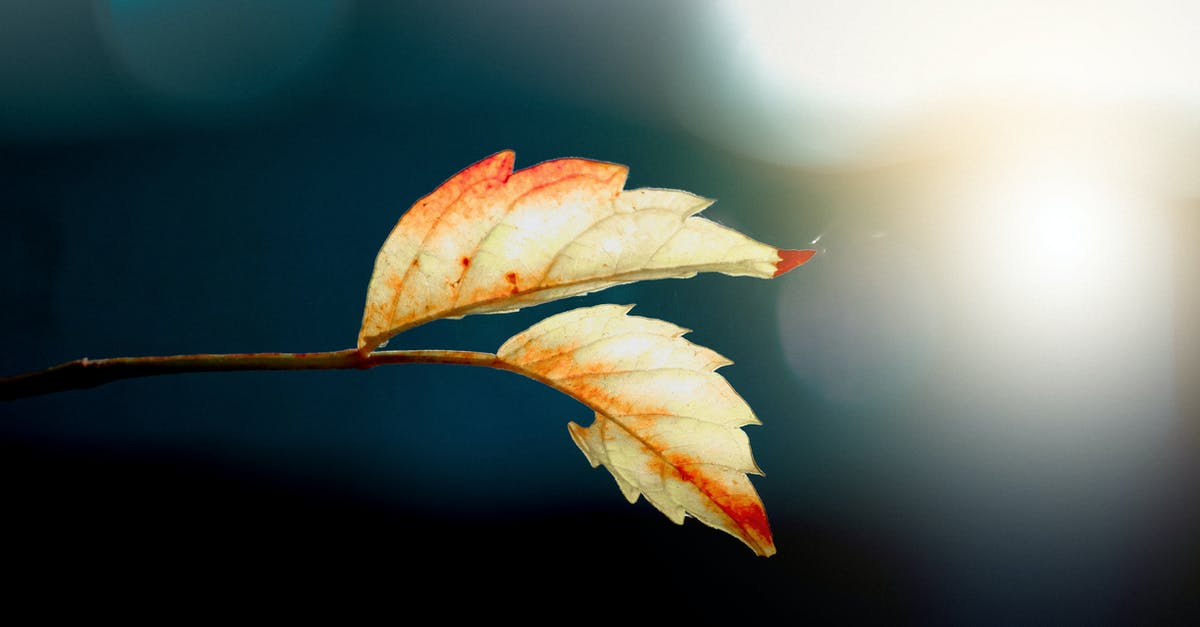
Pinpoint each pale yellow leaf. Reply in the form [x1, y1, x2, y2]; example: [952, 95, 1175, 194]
[357, 150, 813, 351]
[496, 303, 777, 557]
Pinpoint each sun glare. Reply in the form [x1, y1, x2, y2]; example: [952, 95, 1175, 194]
[719, 0, 1200, 116]
[969, 151, 1132, 304]
[700, 1, 1200, 165]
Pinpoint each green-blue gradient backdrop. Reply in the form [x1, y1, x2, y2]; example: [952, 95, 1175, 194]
[3, 2, 1196, 622]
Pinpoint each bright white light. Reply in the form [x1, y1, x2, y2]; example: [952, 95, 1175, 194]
[699, 0, 1200, 164]
[777, 109, 1180, 437]
[970, 154, 1130, 305]
[1025, 202, 1090, 274]
[723, 0, 1200, 110]
[926, 116, 1178, 442]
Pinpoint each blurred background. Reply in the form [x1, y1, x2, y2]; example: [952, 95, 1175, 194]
[2, 0, 1196, 622]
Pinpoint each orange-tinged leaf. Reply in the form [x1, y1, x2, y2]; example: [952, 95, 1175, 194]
[358, 150, 813, 351]
[496, 304, 776, 557]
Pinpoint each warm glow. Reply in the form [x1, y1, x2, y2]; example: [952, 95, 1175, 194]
[720, 0, 1200, 114]
[958, 145, 1136, 310]
[699, 1, 1200, 164]
[777, 108, 1179, 440]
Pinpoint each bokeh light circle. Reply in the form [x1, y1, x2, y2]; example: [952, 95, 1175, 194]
[97, 0, 346, 109]
[776, 233, 939, 408]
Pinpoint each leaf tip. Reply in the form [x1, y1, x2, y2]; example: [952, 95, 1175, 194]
[773, 249, 816, 277]
[758, 539, 778, 557]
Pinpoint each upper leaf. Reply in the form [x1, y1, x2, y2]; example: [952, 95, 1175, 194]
[358, 150, 813, 351]
[497, 303, 776, 557]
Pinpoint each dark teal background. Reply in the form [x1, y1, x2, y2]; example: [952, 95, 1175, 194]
[2, 1, 1196, 622]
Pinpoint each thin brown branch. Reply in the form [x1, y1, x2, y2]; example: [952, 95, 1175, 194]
[0, 348, 503, 401]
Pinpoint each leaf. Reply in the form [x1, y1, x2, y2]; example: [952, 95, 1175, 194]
[496, 303, 776, 557]
[358, 150, 814, 351]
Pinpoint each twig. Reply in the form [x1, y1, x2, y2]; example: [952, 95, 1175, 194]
[0, 349, 503, 401]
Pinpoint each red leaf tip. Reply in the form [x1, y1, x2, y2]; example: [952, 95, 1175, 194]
[773, 249, 816, 277]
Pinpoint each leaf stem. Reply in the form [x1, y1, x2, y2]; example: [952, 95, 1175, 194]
[0, 349, 503, 401]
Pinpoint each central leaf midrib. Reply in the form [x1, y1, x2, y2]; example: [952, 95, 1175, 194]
[382, 260, 751, 341]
